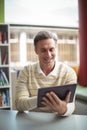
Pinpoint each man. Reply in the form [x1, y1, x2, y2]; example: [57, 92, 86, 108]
[15, 31, 77, 116]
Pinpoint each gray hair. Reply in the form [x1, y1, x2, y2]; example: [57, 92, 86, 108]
[34, 31, 58, 46]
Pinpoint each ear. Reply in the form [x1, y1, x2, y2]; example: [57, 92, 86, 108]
[34, 47, 38, 54]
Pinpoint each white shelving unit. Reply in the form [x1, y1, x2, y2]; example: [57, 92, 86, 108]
[10, 25, 79, 67]
[0, 24, 11, 109]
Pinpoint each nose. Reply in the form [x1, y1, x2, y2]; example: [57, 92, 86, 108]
[46, 51, 51, 57]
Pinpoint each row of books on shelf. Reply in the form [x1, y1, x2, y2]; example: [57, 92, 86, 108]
[0, 48, 8, 65]
[0, 69, 9, 86]
[0, 31, 8, 44]
[0, 89, 10, 107]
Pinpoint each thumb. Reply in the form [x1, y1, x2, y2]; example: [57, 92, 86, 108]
[65, 91, 71, 103]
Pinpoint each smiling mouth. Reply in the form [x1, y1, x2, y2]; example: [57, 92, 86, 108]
[44, 58, 53, 62]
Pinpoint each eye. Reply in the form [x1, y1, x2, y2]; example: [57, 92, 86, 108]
[41, 48, 46, 52]
[50, 48, 55, 52]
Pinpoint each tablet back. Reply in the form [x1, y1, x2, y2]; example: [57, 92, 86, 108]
[37, 84, 77, 107]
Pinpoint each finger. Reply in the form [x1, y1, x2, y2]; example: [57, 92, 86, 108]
[46, 93, 57, 106]
[65, 91, 71, 103]
[50, 91, 61, 104]
[42, 97, 53, 107]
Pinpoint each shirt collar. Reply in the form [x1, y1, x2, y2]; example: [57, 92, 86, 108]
[37, 61, 59, 77]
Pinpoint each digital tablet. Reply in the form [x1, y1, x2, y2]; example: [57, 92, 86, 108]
[37, 84, 77, 107]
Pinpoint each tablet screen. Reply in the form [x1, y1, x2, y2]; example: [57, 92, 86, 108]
[37, 84, 77, 107]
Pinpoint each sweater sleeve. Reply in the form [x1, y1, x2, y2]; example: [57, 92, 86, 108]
[15, 66, 37, 111]
[65, 66, 77, 84]
[63, 67, 77, 116]
[63, 102, 75, 116]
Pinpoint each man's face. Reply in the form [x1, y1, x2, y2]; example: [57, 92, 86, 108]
[35, 38, 56, 66]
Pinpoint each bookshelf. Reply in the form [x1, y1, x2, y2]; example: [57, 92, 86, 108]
[0, 24, 11, 109]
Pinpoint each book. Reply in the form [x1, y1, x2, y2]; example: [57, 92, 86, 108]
[0, 91, 2, 106]
[37, 84, 77, 107]
[2, 32, 8, 44]
[0, 48, 1, 65]
[2, 52, 8, 64]
[0, 89, 10, 107]
[0, 71, 5, 86]
[5, 89, 10, 106]
[0, 69, 9, 85]
[0, 32, 2, 43]
[2, 91, 7, 106]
